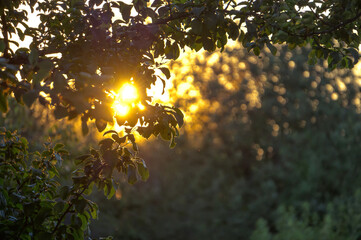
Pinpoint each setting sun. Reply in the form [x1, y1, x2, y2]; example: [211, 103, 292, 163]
[119, 83, 138, 102]
[112, 83, 141, 116]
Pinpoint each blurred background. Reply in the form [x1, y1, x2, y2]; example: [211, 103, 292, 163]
[3, 43, 361, 239]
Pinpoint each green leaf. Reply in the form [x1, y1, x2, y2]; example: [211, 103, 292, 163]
[228, 21, 239, 40]
[205, 14, 218, 31]
[127, 165, 138, 184]
[169, 131, 176, 149]
[347, 48, 359, 64]
[136, 159, 149, 181]
[253, 46, 260, 56]
[54, 143, 65, 151]
[33, 60, 53, 84]
[23, 90, 38, 107]
[105, 182, 115, 199]
[74, 198, 88, 213]
[266, 42, 277, 55]
[59, 186, 70, 200]
[192, 6, 205, 17]
[119, 2, 132, 22]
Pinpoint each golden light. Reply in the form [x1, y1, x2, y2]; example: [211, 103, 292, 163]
[137, 103, 145, 110]
[119, 83, 138, 102]
[113, 102, 130, 116]
[111, 83, 139, 117]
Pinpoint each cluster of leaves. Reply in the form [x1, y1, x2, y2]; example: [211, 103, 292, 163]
[0, 128, 129, 239]
[1, 0, 185, 177]
[1, 0, 361, 153]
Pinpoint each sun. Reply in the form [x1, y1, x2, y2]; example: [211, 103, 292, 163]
[112, 83, 141, 116]
[119, 83, 138, 102]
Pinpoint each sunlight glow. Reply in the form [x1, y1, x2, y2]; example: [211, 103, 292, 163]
[119, 83, 138, 102]
[111, 83, 139, 116]
[113, 102, 130, 116]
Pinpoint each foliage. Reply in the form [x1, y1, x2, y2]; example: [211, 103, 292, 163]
[89, 45, 361, 239]
[2, 0, 361, 238]
[1, 0, 361, 165]
[0, 129, 92, 239]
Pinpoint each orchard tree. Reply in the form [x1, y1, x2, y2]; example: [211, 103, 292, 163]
[1, 0, 361, 239]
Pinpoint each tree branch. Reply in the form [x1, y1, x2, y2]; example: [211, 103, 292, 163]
[312, 11, 361, 36]
[1, 12, 10, 58]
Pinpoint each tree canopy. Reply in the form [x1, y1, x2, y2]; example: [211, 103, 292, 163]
[1, 0, 361, 180]
[1, 0, 361, 146]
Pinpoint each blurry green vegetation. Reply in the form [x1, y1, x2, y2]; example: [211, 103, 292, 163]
[89, 45, 361, 239]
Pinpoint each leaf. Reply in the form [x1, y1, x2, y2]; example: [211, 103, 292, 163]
[347, 47, 359, 64]
[95, 119, 107, 132]
[266, 42, 277, 55]
[54, 143, 65, 151]
[74, 198, 88, 213]
[136, 159, 149, 181]
[59, 186, 70, 200]
[205, 13, 218, 31]
[172, 107, 184, 127]
[33, 60, 53, 84]
[112, 134, 127, 145]
[0, 90, 8, 113]
[192, 6, 205, 17]
[103, 150, 118, 168]
[54, 105, 68, 119]
[127, 165, 138, 184]
[191, 19, 203, 35]
[253, 46, 260, 56]
[169, 131, 176, 149]
[228, 21, 239, 40]
[119, 2, 132, 22]
[23, 90, 38, 107]
[98, 138, 114, 150]
[151, 0, 162, 7]
[203, 37, 215, 51]
[81, 118, 89, 136]
[104, 181, 116, 199]
[159, 67, 171, 79]
[28, 47, 39, 65]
